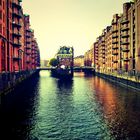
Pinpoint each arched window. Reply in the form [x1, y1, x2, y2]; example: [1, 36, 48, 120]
[1, 40, 6, 71]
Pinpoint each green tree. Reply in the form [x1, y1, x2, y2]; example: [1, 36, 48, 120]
[49, 58, 59, 67]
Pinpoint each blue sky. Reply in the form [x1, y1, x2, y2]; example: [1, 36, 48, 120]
[22, 0, 130, 60]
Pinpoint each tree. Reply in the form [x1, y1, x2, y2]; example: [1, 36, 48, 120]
[49, 58, 59, 67]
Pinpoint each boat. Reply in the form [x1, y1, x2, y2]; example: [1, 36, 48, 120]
[51, 67, 73, 79]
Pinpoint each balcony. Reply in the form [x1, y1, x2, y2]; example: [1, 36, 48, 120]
[112, 29, 118, 33]
[12, 22, 22, 28]
[102, 51, 105, 54]
[13, 56, 21, 60]
[26, 52, 30, 55]
[13, 42, 21, 47]
[13, 32, 22, 38]
[26, 40, 30, 44]
[121, 19, 129, 24]
[112, 50, 118, 55]
[133, 28, 136, 33]
[102, 55, 105, 59]
[112, 39, 118, 44]
[102, 47, 105, 51]
[12, 1, 21, 9]
[26, 45, 31, 49]
[12, 12, 22, 19]
[113, 60, 118, 63]
[26, 29, 31, 32]
[121, 26, 129, 32]
[26, 60, 30, 63]
[26, 34, 30, 38]
[123, 57, 129, 61]
[112, 34, 118, 39]
[101, 44, 105, 47]
[102, 61, 105, 64]
[121, 41, 129, 45]
[26, 61, 30, 63]
[112, 45, 118, 49]
[122, 47, 129, 52]
[121, 33, 129, 38]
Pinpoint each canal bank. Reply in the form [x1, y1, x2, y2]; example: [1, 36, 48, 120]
[0, 69, 39, 96]
[95, 72, 140, 91]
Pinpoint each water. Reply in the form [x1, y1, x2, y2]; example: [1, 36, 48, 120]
[0, 70, 140, 140]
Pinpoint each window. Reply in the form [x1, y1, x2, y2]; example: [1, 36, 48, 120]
[10, 23, 12, 30]
[0, 10, 2, 20]
[3, 1, 4, 9]
[10, 13, 12, 19]
[1, 40, 6, 71]
[10, 33, 12, 41]
[3, 26, 5, 36]
[0, 24, 2, 33]
[3, 13, 5, 22]
[10, 1, 12, 8]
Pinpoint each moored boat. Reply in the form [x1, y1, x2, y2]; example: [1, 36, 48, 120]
[51, 68, 73, 79]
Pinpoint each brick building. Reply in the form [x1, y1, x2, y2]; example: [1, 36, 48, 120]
[0, 0, 40, 73]
[0, 0, 7, 72]
[93, 0, 140, 76]
[74, 55, 84, 67]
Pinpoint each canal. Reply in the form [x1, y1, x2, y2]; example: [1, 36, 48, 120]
[0, 70, 140, 140]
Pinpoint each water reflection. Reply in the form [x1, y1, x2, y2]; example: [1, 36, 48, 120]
[1, 71, 140, 139]
[0, 75, 40, 140]
[91, 76, 140, 139]
[56, 79, 73, 94]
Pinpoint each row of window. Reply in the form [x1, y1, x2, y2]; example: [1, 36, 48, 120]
[0, 0, 5, 10]
[0, 10, 5, 22]
[0, 24, 6, 36]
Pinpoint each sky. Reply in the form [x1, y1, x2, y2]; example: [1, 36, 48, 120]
[22, 0, 130, 60]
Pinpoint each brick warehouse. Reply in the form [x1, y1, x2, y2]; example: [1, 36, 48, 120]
[91, 0, 140, 77]
[0, 0, 40, 94]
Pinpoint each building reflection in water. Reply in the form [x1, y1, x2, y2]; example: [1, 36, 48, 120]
[0, 75, 40, 140]
[89, 76, 140, 139]
[56, 79, 73, 94]
[1, 71, 140, 139]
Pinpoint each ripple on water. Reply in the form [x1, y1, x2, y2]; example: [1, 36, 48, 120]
[2, 71, 140, 140]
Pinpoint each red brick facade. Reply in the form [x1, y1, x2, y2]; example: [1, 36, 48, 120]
[0, 0, 40, 73]
[0, 0, 7, 72]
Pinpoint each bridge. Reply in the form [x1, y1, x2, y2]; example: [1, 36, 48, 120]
[39, 67, 95, 74]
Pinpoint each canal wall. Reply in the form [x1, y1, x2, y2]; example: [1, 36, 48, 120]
[0, 69, 39, 95]
[95, 72, 140, 91]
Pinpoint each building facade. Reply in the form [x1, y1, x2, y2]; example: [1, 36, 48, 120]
[84, 49, 93, 67]
[0, 0, 40, 73]
[12, 0, 22, 71]
[0, 0, 7, 72]
[92, 0, 140, 76]
[74, 55, 84, 67]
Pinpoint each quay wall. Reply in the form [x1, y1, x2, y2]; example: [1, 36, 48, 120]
[0, 69, 39, 95]
[95, 72, 140, 91]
